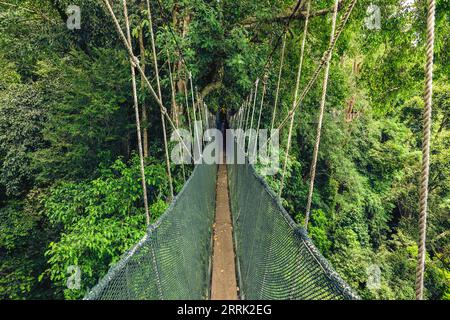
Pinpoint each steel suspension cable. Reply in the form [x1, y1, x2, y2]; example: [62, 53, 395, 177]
[122, 0, 150, 225]
[415, 0, 436, 301]
[304, 0, 339, 230]
[279, 0, 311, 198]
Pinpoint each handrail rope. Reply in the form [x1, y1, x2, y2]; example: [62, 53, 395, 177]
[269, 0, 357, 142]
[278, 0, 311, 198]
[102, 0, 192, 160]
[305, 0, 340, 230]
[122, 0, 150, 225]
[270, 33, 287, 133]
[147, 0, 174, 200]
[415, 0, 435, 301]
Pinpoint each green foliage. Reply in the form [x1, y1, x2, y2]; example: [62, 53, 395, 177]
[43, 156, 169, 299]
[32, 48, 132, 184]
[0, 191, 56, 299]
[0, 84, 46, 197]
[0, 0, 448, 300]
[309, 209, 332, 256]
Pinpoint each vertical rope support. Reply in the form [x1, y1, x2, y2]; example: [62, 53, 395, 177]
[122, 0, 150, 225]
[240, 97, 250, 143]
[196, 88, 204, 130]
[245, 89, 253, 131]
[204, 102, 210, 130]
[271, 33, 287, 133]
[279, 0, 311, 198]
[146, 0, 174, 200]
[305, 0, 339, 230]
[415, 0, 435, 301]
[184, 73, 193, 140]
[249, 79, 260, 147]
[255, 74, 268, 154]
[189, 72, 201, 158]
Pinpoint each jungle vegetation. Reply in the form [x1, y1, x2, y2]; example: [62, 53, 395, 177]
[0, 0, 448, 299]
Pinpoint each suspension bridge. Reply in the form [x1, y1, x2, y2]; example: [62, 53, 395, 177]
[84, 0, 437, 300]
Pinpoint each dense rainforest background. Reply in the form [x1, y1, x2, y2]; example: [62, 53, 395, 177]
[0, 0, 448, 300]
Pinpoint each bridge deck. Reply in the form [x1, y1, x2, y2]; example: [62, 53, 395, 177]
[210, 158, 238, 300]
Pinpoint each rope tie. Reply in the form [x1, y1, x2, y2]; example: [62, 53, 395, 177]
[415, 0, 435, 300]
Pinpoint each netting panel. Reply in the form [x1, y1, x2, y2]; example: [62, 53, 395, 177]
[227, 142, 359, 300]
[85, 163, 217, 300]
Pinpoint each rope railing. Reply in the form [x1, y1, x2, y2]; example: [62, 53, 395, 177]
[415, 0, 436, 300]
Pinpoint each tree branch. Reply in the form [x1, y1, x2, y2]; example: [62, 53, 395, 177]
[241, 0, 344, 26]
[200, 81, 223, 99]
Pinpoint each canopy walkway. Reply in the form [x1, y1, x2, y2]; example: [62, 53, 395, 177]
[85, 138, 358, 300]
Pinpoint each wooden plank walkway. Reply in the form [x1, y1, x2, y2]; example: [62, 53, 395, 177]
[210, 159, 238, 300]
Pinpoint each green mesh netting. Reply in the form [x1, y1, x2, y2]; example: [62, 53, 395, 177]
[227, 142, 359, 300]
[85, 163, 217, 300]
